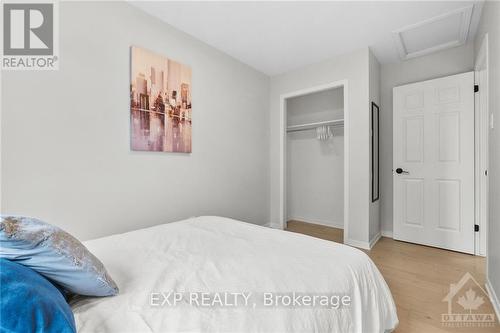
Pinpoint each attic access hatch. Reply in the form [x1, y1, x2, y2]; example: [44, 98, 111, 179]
[393, 5, 473, 61]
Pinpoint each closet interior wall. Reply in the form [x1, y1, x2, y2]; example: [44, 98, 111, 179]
[286, 87, 345, 229]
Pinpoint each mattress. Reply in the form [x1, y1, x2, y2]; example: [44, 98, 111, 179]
[72, 216, 398, 332]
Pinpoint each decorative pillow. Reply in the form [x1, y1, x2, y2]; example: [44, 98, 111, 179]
[0, 216, 118, 296]
[0, 258, 76, 333]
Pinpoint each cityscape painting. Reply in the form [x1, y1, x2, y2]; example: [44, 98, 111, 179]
[130, 46, 192, 153]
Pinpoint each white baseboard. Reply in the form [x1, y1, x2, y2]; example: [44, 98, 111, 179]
[381, 230, 393, 238]
[346, 232, 381, 251]
[345, 238, 370, 250]
[287, 216, 344, 229]
[370, 232, 382, 248]
[486, 279, 500, 321]
[263, 222, 282, 229]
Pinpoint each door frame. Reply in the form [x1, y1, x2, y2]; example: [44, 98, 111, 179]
[474, 33, 489, 257]
[278, 80, 349, 244]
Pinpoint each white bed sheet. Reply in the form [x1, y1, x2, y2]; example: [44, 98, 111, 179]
[73, 216, 398, 332]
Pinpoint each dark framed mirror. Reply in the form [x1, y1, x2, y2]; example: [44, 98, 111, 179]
[371, 102, 379, 202]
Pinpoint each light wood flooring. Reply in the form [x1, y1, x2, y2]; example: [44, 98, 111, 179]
[286, 220, 499, 333]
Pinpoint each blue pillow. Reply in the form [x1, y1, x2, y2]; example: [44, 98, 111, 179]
[0, 216, 118, 296]
[0, 258, 76, 333]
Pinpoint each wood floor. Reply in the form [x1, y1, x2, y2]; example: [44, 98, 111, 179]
[286, 220, 500, 333]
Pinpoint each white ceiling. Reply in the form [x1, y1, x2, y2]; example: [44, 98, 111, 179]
[130, 1, 484, 76]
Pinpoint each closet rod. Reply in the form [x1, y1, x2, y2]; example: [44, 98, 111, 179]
[286, 119, 344, 133]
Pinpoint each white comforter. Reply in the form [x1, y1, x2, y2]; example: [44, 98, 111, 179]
[73, 216, 398, 332]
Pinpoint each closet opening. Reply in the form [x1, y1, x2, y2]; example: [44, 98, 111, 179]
[279, 80, 349, 244]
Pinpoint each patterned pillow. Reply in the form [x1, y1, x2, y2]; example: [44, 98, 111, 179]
[0, 216, 118, 296]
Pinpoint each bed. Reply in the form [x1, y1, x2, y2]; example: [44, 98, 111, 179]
[72, 216, 398, 332]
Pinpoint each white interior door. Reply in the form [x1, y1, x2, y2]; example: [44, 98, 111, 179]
[393, 72, 474, 254]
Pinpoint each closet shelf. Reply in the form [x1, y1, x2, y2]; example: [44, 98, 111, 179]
[286, 119, 344, 132]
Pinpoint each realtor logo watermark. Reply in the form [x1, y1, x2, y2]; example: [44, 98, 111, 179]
[150, 292, 352, 310]
[441, 272, 496, 328]
[1, 1, 59, 70]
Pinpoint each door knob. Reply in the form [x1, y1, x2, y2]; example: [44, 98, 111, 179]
[395, 168, 409, 175]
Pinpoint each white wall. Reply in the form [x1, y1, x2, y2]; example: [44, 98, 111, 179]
[270, 48, 373, 246]
[379, 43, 475, 235]
[474, 0, 500, 313]
[369, 50, 381, 241]
[0, 1, 270, 241]
[286, 88, 344, 228]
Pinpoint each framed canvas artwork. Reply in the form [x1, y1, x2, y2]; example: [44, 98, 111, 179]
[130, 46, 192, 153]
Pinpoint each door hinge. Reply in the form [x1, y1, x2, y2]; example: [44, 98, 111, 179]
[474, 85, 479, 93]
[474, 224, 480, 232]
